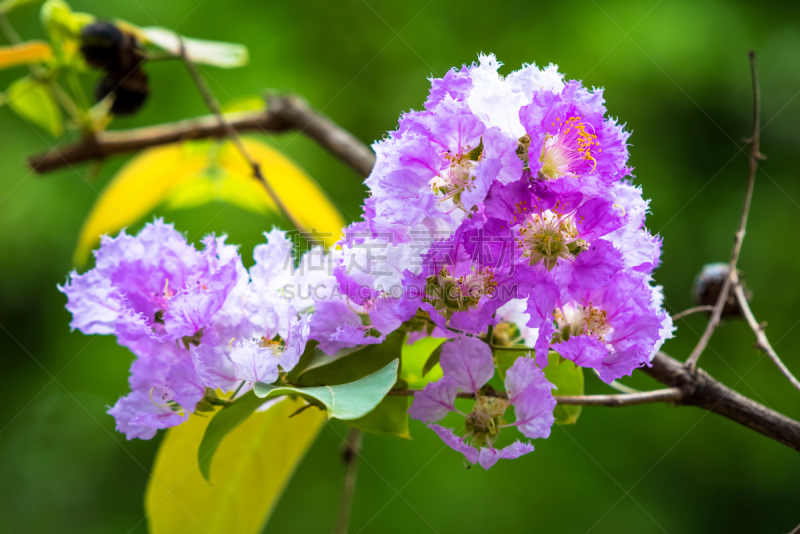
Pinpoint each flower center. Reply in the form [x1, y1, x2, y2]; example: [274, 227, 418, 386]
[491, 321, 522, 347]
[424, 265, 497, 320]
[430, 145, 482, 208]
[258, 335, 286, 357]
[537, 115, 599, 180]
[465, 395, 509, 447]
[553, 302, 613, 342]
[515, 209, 586, 270]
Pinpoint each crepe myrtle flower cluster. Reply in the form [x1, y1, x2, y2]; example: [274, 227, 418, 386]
[60, 221, 328, 439]
[60, 54, 673, 470]
[333, 54, 674, 466]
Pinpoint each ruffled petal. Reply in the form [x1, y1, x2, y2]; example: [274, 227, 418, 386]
[478, 441, 535, 469]
[408, 376, 458, 422]
[428, 424, 479, 464]
[439, 336, 495, 393]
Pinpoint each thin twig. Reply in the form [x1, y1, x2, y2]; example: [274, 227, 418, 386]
[178, 40, 308, 234]
[334, 427, 362, 534]
[386, 387, 683, 406]
[733, 284, 800, 392]
[672, 305, 715, 321]
[686, 50, 761, 370]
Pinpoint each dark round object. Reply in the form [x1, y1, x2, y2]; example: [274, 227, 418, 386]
[95, 68, 150, 116]
[691, 262, 749, 319]
[80, 22, 125, 70]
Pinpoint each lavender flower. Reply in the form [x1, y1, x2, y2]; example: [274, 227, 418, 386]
[61, 222, 316, 439]
[409, 336, 555, 469]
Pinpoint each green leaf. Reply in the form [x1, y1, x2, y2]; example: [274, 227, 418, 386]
[253, 359, 400, 422]
[347, 395, 411, 439]
[6, 76, 62, 136]
[544, 357, 584, 425]
[146, 397, 323, 534]
[299, 344, 366, 376]
[421, 342, 446, 377]
[283, 340, 318, 383]
[197, 390, 270, 481]
[298, 329, 405, 386]
[40, 0, 93, 44]
[399, 336, 445, 388]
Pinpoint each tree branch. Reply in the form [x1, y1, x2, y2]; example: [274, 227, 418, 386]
[687, 50, 761, 369]
[733, 284, 800, 392]
[27, 93, 377, 178]
[643, 351, 800, 451]
[389, 349, 800, 452]
[387, 387, 684, 406]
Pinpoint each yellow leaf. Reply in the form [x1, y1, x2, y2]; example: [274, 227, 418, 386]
[73, 144, 207, 265]
[214, 139, 345, 245]
[74, 138, 345, 265]
[0, 41, 52, 70]
[145, 397, 323, 534]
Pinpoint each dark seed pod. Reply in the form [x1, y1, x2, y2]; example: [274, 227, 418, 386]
[95, 68, 150, 116]
[691, 262, 751, 319]
[80, 22, 125, 70]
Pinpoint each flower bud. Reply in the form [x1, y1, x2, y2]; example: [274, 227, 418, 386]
[691, 262, 751, 319]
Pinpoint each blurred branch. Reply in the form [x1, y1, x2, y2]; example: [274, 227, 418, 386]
[27, 93, 376, 177]
[687, 50, 762, 369]
[642, 352, 800, 451]
[334, 427, 362, 534]
[733, 284, 800, 392]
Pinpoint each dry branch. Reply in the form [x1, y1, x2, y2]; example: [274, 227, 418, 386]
[643, 352, 800, 451]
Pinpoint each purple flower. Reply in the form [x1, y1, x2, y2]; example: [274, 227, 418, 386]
[309, 299, 384, 355]
[409, 336, 555, 468]
[61, 223, 319, 439]
[59, 220, 241, 356]
[366, 94, 498, 234]
[546, 270, 671, 383]
[481, 179, 625, 276]
[230, 313, 311, 384]
[520, 81, 631, 183]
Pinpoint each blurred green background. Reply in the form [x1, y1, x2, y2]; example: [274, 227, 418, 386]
[2, 0, 800, 532]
